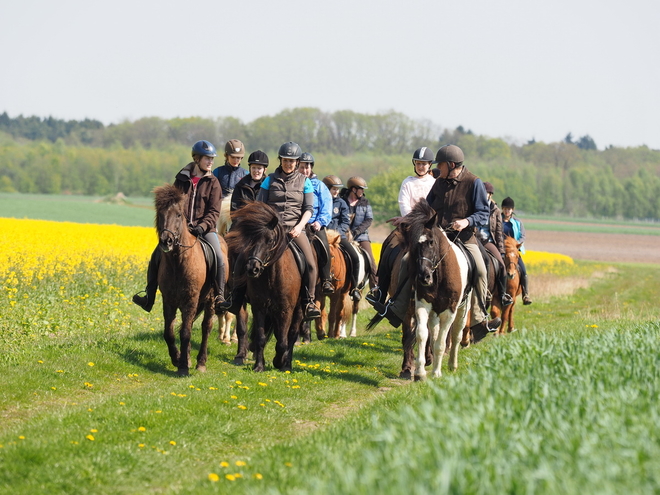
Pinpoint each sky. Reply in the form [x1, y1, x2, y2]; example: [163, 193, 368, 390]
[1, 0, 659, 150]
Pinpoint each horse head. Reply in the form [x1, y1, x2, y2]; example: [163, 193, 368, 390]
[154, 184, 187, 253]
[503, 236, 520, 279]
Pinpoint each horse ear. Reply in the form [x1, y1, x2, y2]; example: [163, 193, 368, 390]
[516, 242, 523, 250]
[266, 214, 279, 231]
[424, 213, 437, 230]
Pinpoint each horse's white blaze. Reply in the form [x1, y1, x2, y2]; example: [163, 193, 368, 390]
[418, 234, 428, 243]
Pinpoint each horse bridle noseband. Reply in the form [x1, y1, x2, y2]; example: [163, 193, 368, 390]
[161, 227, 198, 250]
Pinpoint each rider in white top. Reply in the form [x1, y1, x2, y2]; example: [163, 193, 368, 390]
[398, 147, 436, 216]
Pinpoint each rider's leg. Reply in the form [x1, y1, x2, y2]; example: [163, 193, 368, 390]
[465, 241, 501, 334]
[293, 234, 321, 320]
[484, 242, 513, 306]
[315, 227, 334, 294]
[203, 232, 226, 304]
[519, 257, 532, 305]
[132, 247, 160, 312]
[217, 251, 245, 314]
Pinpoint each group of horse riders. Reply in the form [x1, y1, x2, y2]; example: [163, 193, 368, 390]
[132, 138, 531, 331]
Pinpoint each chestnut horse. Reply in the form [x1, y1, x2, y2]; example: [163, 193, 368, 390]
[319, 230, 352, 339]
[225, 201, 303, 372]
[154, 184, 228, 376]
[400, 200, 471, 381]
[499, 236, 523, 334]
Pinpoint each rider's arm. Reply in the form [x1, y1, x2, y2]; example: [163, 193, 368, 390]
[465, 179, 489, 228]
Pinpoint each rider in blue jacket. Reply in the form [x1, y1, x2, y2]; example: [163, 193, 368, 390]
[501, 197, 532, 305]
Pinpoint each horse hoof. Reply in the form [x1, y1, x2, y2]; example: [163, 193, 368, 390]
[413, 374, 426, 382]
[177, 368, 189, 377]
[232, 357, 244, 366]
[196, 365, 207, 373]
[399, 370, 412, 380]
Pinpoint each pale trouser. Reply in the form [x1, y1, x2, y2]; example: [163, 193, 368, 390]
[464, 241, 489, 325]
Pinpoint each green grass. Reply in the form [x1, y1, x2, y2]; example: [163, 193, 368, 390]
[0, 192, 153, 227]
[521, 213, 660, 236]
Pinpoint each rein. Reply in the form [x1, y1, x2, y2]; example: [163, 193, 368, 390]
[161, 227, 198, 250]
[419, 248, 449, 272]
[246, 228, 295, 269]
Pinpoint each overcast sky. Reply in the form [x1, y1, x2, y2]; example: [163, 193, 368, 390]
[2, 0, 658, 150]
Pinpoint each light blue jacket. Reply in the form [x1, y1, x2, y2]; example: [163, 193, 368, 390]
[308, 175, 333, 227]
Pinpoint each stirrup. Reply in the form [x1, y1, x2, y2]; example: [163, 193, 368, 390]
[365, 287, 381, 304]
[303, 303, 321, 321]
[350, 288, 362, 301]
[502, 293, 514, 306]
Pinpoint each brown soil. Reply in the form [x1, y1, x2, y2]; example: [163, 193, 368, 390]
[369, 223, 659, 264]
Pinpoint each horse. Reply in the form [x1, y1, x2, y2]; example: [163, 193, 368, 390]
[499, 235, 523, 334]
[154, 184, 228, 376]
[318, 230, 352, 339]
[225, 201, 303, 372]
[398, 200, 471, 381]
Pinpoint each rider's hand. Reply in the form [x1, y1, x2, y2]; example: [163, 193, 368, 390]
[289, 225, 303, 238]
[451, 219, 469, 231]
[311, 221, 321, 232]
[190, 225, 205, 237]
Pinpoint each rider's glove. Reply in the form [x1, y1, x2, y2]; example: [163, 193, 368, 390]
[190, 225, 205, 237]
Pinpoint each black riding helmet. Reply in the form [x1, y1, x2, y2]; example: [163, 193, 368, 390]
[299, 152, 315, 167]
[247, 150, 269, 167]
[412, 146, 434, 176]
[278, 142, 302, 160]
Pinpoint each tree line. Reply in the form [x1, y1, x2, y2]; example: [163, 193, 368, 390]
[1, 109, 659, 221]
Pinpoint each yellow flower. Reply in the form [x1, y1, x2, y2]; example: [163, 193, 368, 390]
[86, 435, 95, 441]
[138, 444, 145, 448]
[285, 462, 293, 467]
[225, 474, 236, 481]
[235, 460, 246, 467]
[90, 429, 97, 433]
[138, 426, 146, 432]
[235, 380, 242, 385]
[220, 461, 229, 468]
[208, 473, 220, 482]
[254, 473, 263, 480]
[18, 436, 25, 440]
[87, 362, 94, 367]
[238, 405, 247, 410]
[169, 441, 176, 446]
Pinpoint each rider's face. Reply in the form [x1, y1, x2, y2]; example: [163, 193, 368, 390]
[280, 158, 298, 173]
[226, 154, 243, 168]
[196, 155, 214, 173]
[298, 162, 313, 178]
[249, 164, 265, 181]
[414, 160, 431, 175]
[502, 207, 514, 219]
[330, 186, 340, 198]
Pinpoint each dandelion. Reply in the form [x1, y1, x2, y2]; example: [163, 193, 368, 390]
[88, 362, 94, 367]
[56, 370, 64, 373]
[230, 395, 238, 400]
[18, 436, 25, 440]
[38, 360, 44, 363]
[209, 387, 218, 390]
[285, 462, 293, 467]
[238, 405, 247, 410]
[84, 382, 93, 388]
[71, 441, 78, 445]
[86, 435, 95, 441]
[235, 460, 246, 467]
[51, 387, 57, 390]
[208, 473, 220, 482]
[138, 444, 145, 448]
[254, 473, 263, 480]
[258, 382, 267, 387]
[90, 429, 98, 433]
[169, 441, 176, 446]
[119, 402, 125, 405]
[155, 410, 162, 413]
[235, 380, 242, 385]
[138, 426, 146, 432]
[88, 408, 93, 412]
[225, 474, 236, 481]
[220, 461, 229, 468]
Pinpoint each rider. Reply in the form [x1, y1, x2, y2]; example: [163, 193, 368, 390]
[340, 177, 378, 290]
[298, 152, 335, 295]
[479, 182, 514, 307]
[213, 139, 249, 235]
[132, 140, 226, 312]
[323, 175, 363, 301]
[398, 146, 436, 216]
[368, 145, 501, 338]
[257, 142, 322, 321]
[501, 196, 533, 305]
[230, 150, 269, 213]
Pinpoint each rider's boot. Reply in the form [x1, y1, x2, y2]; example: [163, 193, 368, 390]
[322, 279, 335, 294]
[499, 268, 513, 306]
[303, 292, 321, 321]
[213, 256, 227, 306]
[522, 273, 533, 305]
[132, 249, 159, 312]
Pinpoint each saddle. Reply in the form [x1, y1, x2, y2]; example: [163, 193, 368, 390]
[288, 241, 309, 282]
[310, 232, 330, 269]
[199, 237, 218, 286]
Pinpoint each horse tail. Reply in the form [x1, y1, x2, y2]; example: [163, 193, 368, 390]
[365, 313, 383, 331]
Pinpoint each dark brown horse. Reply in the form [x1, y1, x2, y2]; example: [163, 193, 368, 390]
[499, 236, 523, 334]
[154, 184, 228, 376]
[225, 201, 303, 372]
[399, 200, 471, 381]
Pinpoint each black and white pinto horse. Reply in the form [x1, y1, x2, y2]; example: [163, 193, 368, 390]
[401, 200, 472, 381]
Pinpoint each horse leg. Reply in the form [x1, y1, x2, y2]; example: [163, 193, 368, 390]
[449, 303, 469, 371]
[399, 316, 416, 380]
[233, 305, 249, 365]
[413, 302, 431, 381]
[177, 308, 195, 376]
[316, 296, 328, 341]
[162, 303, 180, 368]
[273, 312, 294, 371]
[284, 308, 303, 371]
[251, 311, 267, 372]
[349, 300, 358, 338]
[300, 321, 311, 344]
[196, 306, 213, 372]
[431, 309, 455, 379]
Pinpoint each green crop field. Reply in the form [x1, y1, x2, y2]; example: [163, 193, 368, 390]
[1, 196, 659, 494]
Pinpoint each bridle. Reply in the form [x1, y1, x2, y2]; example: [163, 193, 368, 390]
[246, 228, 294, 269]
[160, 227, 198, 250]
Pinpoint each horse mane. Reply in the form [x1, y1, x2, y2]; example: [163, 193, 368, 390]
[153, 184, 184, 229]
[226, 201, 289, 264]
[326, 229, 341, 247]
[503, 235, 519, 253]
[399, 199, 439, 252]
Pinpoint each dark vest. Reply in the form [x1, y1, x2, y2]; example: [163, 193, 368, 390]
[266, 167, 307, 228]
[427, 167, 478, 243]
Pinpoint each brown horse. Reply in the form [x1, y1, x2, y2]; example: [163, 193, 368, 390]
[499, 236, 523, 334]
[319, 230, 352, 339]
[154, 184, 228, 376]
[225, 201, 303, 372]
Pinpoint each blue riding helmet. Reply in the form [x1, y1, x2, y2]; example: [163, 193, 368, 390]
[191, 140, 217, 157]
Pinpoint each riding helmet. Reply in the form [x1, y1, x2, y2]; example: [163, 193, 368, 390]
[299, 152, 315, 167]
[278, 142, 302, 159]
[412, 146, 434, 164]
[434, 144, 464, 165]
[322, 175, 344, 189]
[501, 197, 515, 208]
[224, 139, 245, 157]
[247, 150, 269, 167]
[191, 140, 217, 158]
[483, 182, 494, 194]
[347, 176, 368, 190]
